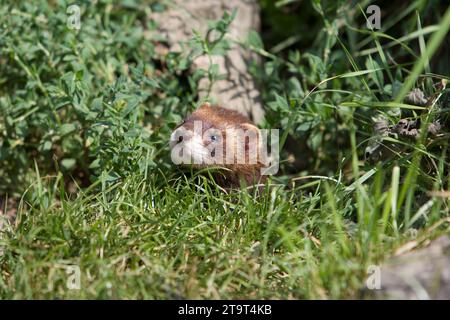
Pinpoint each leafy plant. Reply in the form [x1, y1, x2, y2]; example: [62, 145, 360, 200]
[0, 0, 449, 299]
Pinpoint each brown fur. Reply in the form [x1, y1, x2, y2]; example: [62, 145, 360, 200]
[173, 103, 267, 189]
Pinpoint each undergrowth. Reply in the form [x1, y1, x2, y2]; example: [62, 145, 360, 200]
[0, 0, 449, 299]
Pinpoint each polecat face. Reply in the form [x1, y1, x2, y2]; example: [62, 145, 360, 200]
[170, 103, 263, 169]
[170, 117, 223, 166]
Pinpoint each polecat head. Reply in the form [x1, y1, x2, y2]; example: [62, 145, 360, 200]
[170, 103, 264, 170]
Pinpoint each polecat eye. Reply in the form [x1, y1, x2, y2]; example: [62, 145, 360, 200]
[178, 136, 183, 143]
[210, 135, 217, 141]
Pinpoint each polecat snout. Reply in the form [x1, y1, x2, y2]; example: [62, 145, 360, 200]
[170, 103, 267, 189]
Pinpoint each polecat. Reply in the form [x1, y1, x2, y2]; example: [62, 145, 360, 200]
[170, 103, 267, 189]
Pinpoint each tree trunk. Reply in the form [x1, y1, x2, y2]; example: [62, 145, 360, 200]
[150, 0, 264, 124]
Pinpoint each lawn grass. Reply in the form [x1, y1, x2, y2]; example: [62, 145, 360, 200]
[1, 165, 448, 299]
[1, 0, 449, 299]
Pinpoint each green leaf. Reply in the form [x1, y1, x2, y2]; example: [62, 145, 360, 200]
[274, 93, 289, 111]
[41, 140, 52, 151]
[59, 123, 76, 136]
[247, 30, 264, 50]
[61, 158, 76, 170]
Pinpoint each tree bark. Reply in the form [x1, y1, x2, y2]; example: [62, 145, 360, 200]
[150, 0, 264, 124]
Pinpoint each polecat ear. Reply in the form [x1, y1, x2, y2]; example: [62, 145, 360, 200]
[240, 123, 262, 151]
[199, 102, 211, 109]
[240, 123, 267, 165]
[240, 123, 260, 135]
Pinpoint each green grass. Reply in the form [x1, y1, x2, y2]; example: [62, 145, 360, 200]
[1, 0, 450, 299]
[1, 163, 449, 299]
[1, 169, 446, 299]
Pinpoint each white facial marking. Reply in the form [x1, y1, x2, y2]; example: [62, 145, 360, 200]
[183, 134, 210, 165]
